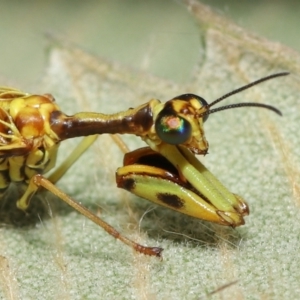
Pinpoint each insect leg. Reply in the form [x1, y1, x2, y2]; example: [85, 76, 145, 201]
[48, 134, 129, 184]
[48, 135, 99, 184]
[16, 174, 162, 257]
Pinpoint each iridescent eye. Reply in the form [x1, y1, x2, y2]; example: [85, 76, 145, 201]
[155, 114, 192, 145]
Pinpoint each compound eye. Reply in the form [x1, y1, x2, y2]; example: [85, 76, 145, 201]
[155, 113, 192, 145]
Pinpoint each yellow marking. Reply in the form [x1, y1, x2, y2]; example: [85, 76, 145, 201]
[9, 156, 26, 182]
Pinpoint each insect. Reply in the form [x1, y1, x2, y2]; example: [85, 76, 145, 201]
[0, 72, 288, 257]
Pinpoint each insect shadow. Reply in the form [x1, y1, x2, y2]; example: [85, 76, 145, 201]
[0, 185, 68, 228]
[0, 183, 244, 253]
[127, 197, 245, 250]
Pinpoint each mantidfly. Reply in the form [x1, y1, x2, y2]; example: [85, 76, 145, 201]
[0, 72, 288, 257]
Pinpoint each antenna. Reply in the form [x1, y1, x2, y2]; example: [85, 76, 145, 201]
[204, 72, 289, 116]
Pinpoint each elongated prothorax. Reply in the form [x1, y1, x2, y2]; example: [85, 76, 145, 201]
[50, 101, 155, 140]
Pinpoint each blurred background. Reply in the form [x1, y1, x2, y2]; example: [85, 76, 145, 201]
[0, 0, 299, 86]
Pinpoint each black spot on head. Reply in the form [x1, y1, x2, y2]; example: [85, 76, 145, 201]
[121, 178, 136, 191]
[157, 193, 184, 209]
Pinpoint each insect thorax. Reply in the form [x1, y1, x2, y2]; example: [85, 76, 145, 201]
[0, 89, 62, 192]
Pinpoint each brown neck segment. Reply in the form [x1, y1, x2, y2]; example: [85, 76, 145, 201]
[50, 101, 154, 141]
